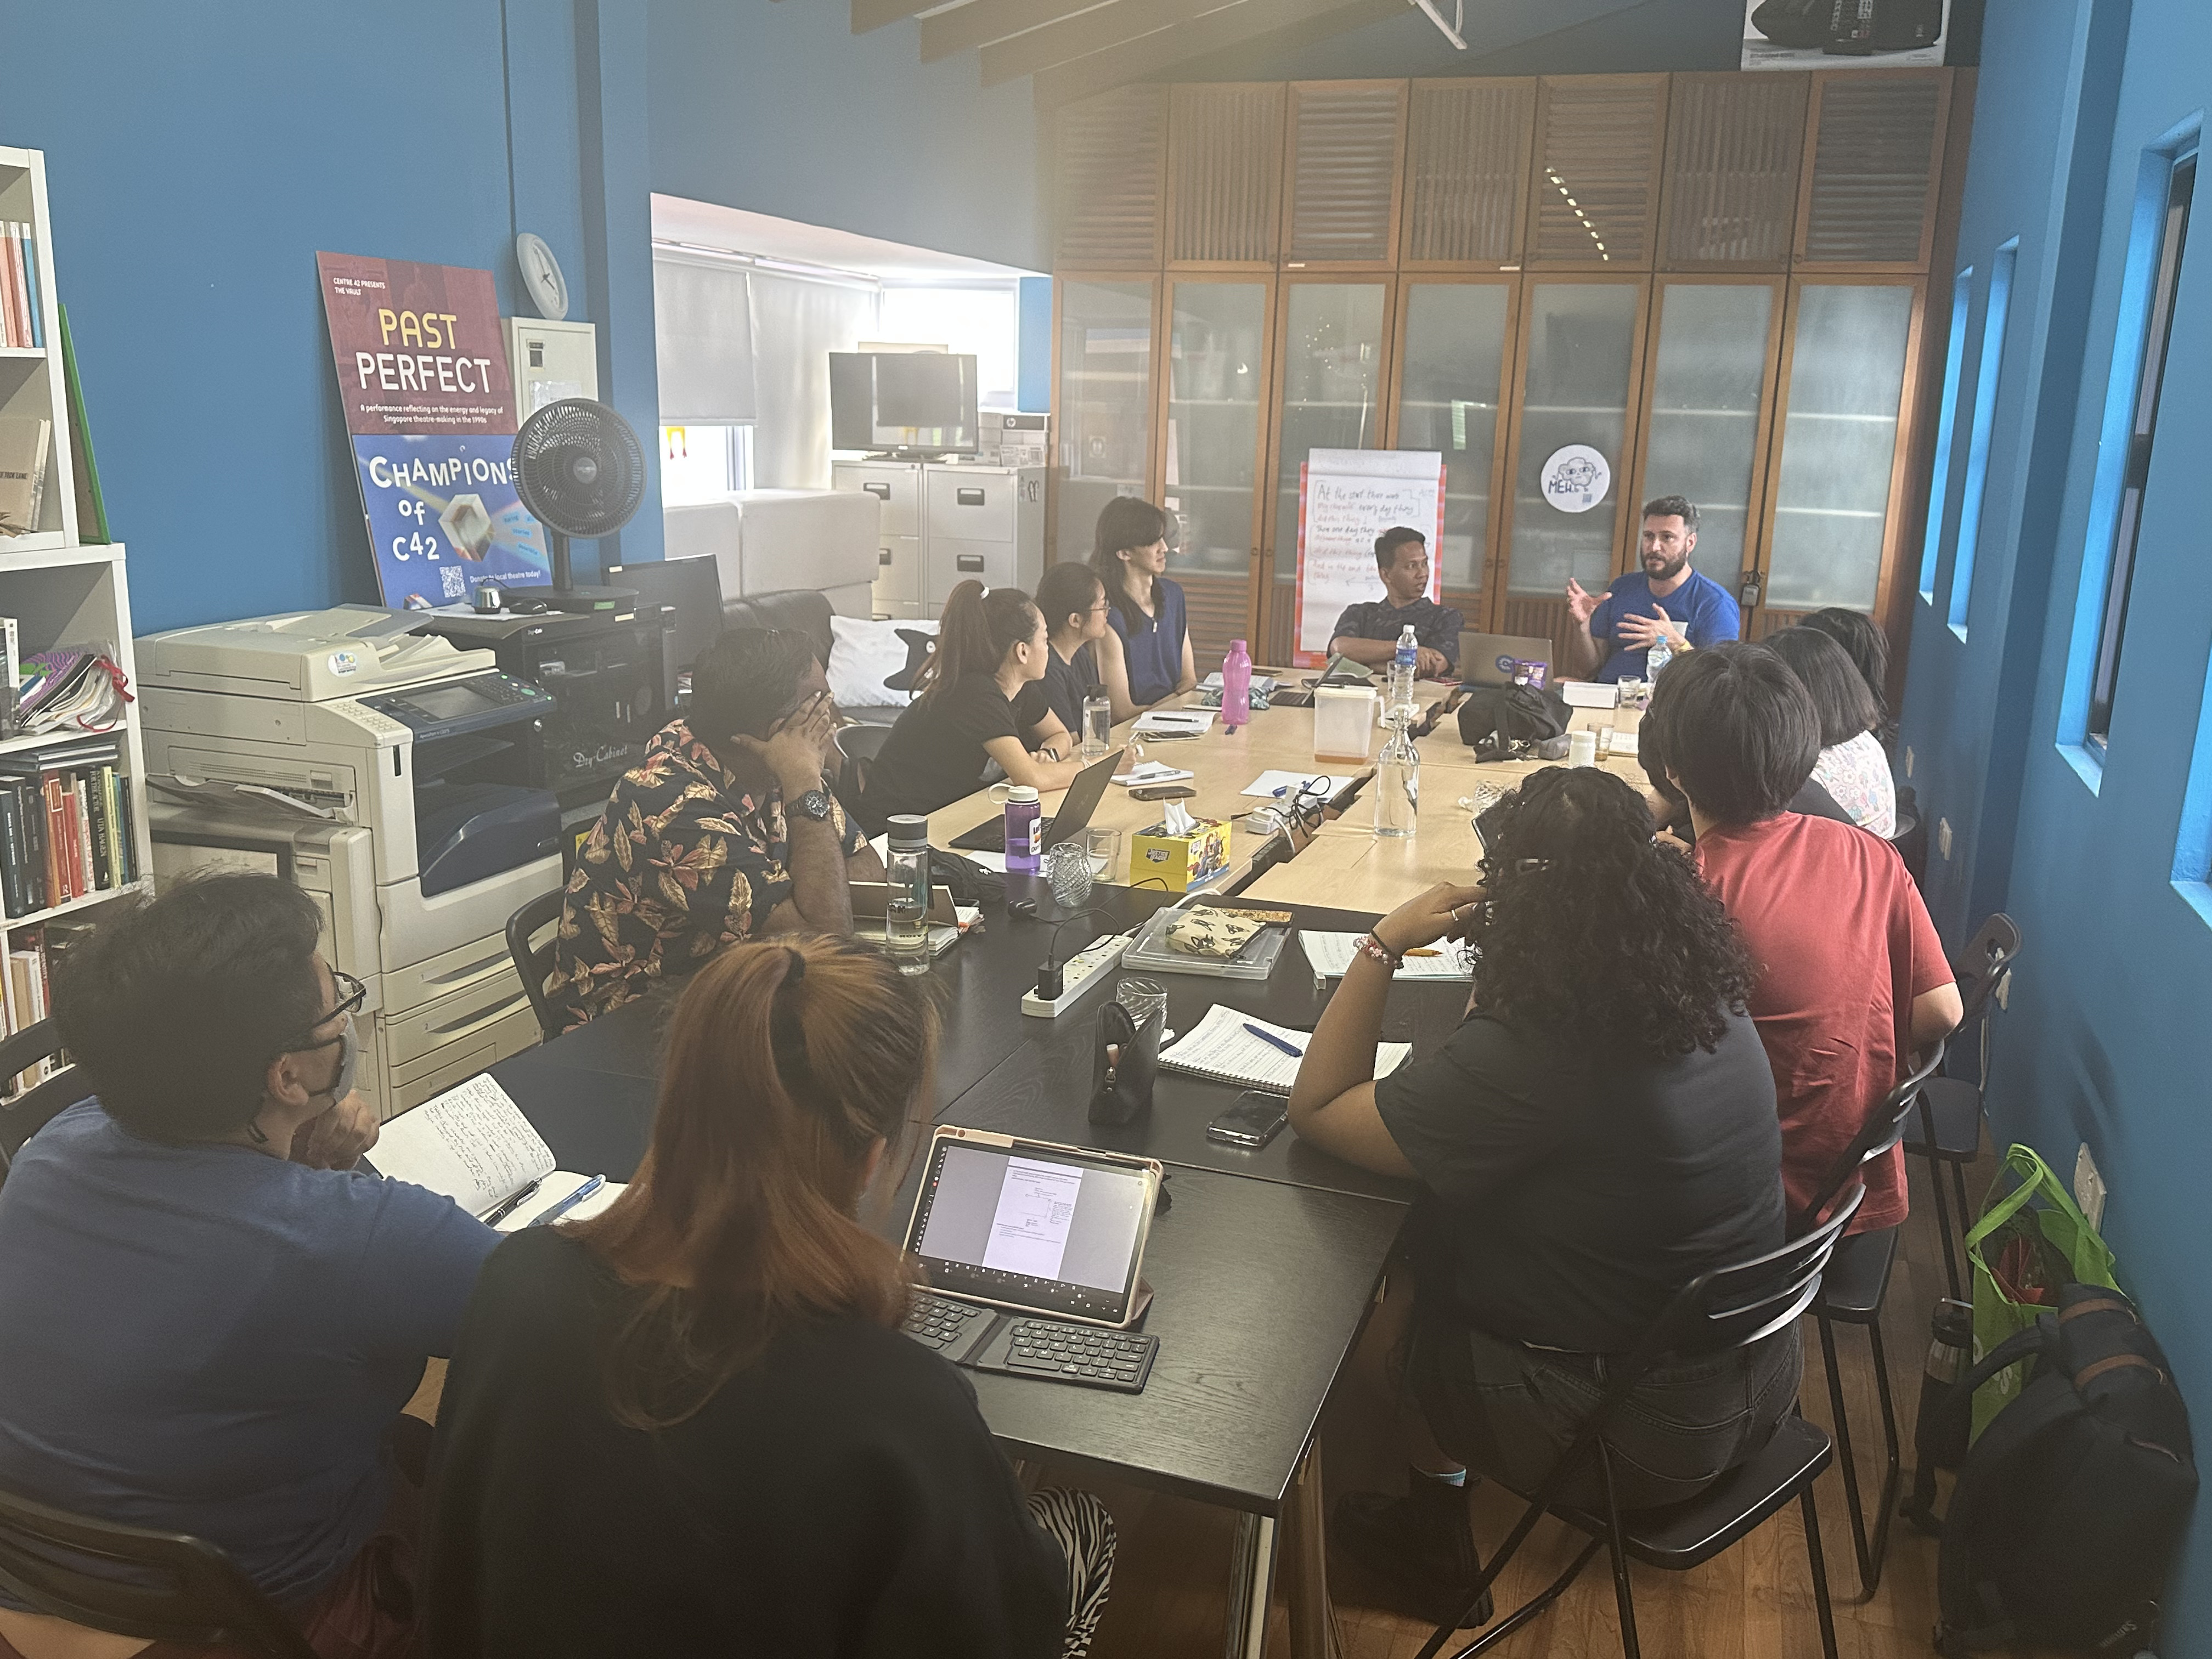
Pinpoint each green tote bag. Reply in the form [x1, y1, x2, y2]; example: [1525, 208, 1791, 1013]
[1962, 1143, 2121, 1439]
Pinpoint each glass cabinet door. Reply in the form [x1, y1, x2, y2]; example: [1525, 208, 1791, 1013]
[1054, 280, 1156, 561]
[1506, 281, 1645, 601]
[1393, 281, 1513, 614]
[1637, 280, 1779, 593]
[1764, 282, 1917, 614]
[1268, 282, 1389, 658]
[1164, 281, 1268, 665]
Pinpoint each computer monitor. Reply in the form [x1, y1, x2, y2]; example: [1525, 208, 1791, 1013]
[603, 555, 724, 678]
[828, 351, 979, 455]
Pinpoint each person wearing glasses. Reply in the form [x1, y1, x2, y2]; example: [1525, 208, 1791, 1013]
[1031, 561, 1113, 740]
[548, 628, 882, 1030]
[0, 873, 502, 1659]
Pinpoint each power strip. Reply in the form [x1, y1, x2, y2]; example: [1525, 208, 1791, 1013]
[1020, 934, 1131, 1018]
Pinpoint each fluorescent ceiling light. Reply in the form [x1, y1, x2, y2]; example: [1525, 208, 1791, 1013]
[1411, 0, 1468, 49]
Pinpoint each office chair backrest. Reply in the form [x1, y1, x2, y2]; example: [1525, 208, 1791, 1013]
[505, 887, 571, 1045]
[0, 1485, 318, 1659]
[0, 1020, 82, 1183]
[1797, 1039, 1946, 1231]
[833, 723, 890, 830]
[1953, 912, 2022, 1028]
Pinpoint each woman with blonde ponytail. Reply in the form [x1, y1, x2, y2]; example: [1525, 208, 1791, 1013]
[860, 579, 1087, 826]
[421, 935, 1116, 1657]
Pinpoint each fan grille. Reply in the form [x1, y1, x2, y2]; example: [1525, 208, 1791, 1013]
[511, 399, 647, 537]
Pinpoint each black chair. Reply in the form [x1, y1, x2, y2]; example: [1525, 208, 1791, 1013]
[0, 1020, 82, 1187]
[1890, 783, 1928, 887]
[505, 887, 570, 1044]
[1415, 1186, 1866, 1659]
[833, 721, 890, 830]
[1905, 913, 2023, 1300]
[0, 1484, 317, 1659]
[1794, 1040, 1946, 1600]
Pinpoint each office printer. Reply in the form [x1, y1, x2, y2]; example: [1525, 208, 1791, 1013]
[137, 606, 563, 1119]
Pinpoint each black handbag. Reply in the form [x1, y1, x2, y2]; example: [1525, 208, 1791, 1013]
[1456, 682, 1571, 763]
[1088, 1001, 1163, 1126]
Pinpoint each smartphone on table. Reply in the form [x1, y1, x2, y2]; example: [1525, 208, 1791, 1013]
[1206, 1091, 1289, 1148]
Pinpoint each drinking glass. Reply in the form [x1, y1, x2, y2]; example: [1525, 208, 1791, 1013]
[884, 898, 932, 977]
[1115, 977, 1169, 1034]
[1043, 839, 1096, 909]
[1084, 826, 1123, 881]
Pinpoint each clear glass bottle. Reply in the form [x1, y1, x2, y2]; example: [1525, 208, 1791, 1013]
[1081, 685, 1113, 761]
[1374, 713, 1419, 840]
[885, 815, 931, 910]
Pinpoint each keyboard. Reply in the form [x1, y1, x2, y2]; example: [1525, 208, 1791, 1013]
[901, 1293, 990, 1352]
[900, 1292, 1158, 1393]
[994, 1319, 1158, 1393]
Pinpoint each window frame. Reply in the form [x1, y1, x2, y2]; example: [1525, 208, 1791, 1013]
[2085, 149, 2194, 753]
[1947, 240, 2019, 636]
[1917, 268, 1973, 602]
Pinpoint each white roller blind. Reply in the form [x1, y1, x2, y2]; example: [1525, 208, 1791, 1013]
[747, 270, 874, 490]
[654, 254, 757, 424]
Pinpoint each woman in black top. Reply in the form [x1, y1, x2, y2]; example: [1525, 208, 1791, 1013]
[861, 581, 1088, 827]
[420, 937, 1115, 1658]
[1286, 768, 1792, 1626]
[1032, 561, 1110, 740]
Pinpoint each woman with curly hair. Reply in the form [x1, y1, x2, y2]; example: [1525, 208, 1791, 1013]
[1287, 766, 1792, 1627]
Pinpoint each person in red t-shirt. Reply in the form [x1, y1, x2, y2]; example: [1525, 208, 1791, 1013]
[1644, 644, 1961, 1232]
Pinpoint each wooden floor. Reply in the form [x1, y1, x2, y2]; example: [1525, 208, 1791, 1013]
[1066, 1149, 1993, 1659]
[401, 1152, 1993, 1658]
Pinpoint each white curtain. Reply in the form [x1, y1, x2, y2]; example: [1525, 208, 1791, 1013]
[747, 270, 875, 489]
[652, 254, 757, 425]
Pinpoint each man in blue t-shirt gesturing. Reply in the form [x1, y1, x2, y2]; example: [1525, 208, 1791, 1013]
[1564, 495, 1741, 682]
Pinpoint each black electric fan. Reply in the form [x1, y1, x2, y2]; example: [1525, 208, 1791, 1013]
[510, 397, 646, 614]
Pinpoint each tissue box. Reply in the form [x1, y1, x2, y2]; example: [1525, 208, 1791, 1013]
[1130, 817, 1233, 893]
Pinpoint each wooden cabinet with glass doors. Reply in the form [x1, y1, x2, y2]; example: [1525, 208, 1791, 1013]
[1047, 67, 1967, 676]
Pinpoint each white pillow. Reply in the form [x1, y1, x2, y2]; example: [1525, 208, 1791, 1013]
[827, 613, 938, 709]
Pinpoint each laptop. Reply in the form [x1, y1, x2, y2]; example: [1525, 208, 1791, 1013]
[949, 747, 1126, 854]
[1458, 631, 1556, 687]
[903, 1126, 1163, 1329]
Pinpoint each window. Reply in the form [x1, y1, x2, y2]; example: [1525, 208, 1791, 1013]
[1918, 270, 1973, 601]
[1948, 241, 2018, 635]
[876, 283, 1020, 409]
[2087, 150, 2193, 749]
[659, 424, 753, 504]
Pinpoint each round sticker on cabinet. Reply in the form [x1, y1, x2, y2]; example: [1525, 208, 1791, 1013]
[327, 650, 359, 676]
[1539, 444, 1611, 513]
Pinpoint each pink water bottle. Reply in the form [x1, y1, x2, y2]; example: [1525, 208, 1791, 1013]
[1222, 639, 1252, 732]
[1002, 785, 1042, 872]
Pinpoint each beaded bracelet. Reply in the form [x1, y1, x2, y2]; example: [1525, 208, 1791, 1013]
[1354, 933, 1402, 970]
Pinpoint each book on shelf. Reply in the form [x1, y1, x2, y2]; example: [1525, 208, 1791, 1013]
[0, 737, 132, 918]
[0, 416, 50, 538]
[0, 918, 97, 1097]
[2, 223, 41, 350]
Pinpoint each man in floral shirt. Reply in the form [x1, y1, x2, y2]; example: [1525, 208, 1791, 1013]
[548, 629, 880, 1027]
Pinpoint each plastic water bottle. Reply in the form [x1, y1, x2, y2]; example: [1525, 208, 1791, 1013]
[1221, 639, 1251, 732]
[1645, 625, 1675, 680]
[1081, 685, 1113, 761]
[1375, 713, 1419, 839]
[1003, 786, 1042, 873]
[1387, 624, 1419, 724]
[886, 816, 931, 909]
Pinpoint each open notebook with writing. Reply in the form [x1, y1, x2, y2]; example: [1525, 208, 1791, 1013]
[364, 1074, 625, 1232]
[1155, 1005, 1410, 1094]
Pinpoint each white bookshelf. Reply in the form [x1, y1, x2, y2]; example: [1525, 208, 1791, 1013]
[0, 146, 155, 1065]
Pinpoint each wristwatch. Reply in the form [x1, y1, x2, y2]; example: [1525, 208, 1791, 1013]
[792, 788, 835, 823]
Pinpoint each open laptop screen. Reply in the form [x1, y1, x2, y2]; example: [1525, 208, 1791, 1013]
[908, 1133, 1153, 1324]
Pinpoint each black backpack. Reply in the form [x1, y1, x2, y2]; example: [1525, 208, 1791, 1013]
[1455, 682, 1570, 763]
[1932, 1284, 2196, 1655]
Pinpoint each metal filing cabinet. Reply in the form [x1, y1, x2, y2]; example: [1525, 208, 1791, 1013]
[833, 459, 925, 619]
[834, 460, 1044, 619]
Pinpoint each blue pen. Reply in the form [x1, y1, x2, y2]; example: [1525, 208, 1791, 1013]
[1243, 1022, 1305, 1058]
[524, 1173, 605, 1228]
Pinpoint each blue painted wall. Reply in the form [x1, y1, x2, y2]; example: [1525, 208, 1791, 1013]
[1897, 0, 2212, 1640]
[647, 0, 1046, 273]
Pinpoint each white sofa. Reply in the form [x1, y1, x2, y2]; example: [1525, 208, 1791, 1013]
[662, 489, 881, 618]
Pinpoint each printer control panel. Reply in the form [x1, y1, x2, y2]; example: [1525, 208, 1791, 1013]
[357, 673, 555, 743]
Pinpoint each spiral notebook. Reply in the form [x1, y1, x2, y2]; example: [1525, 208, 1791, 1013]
[1155, 1005, 1412, 1094]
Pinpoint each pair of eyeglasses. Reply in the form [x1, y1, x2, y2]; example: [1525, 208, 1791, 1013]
[276, 969, 366, 1059]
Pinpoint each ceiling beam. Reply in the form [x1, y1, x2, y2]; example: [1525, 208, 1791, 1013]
[921, 0, 1109, 61]
[851, 0, 935, 32]
[1029, 0, 1397, 104]
[985, 0, 1244, 84]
